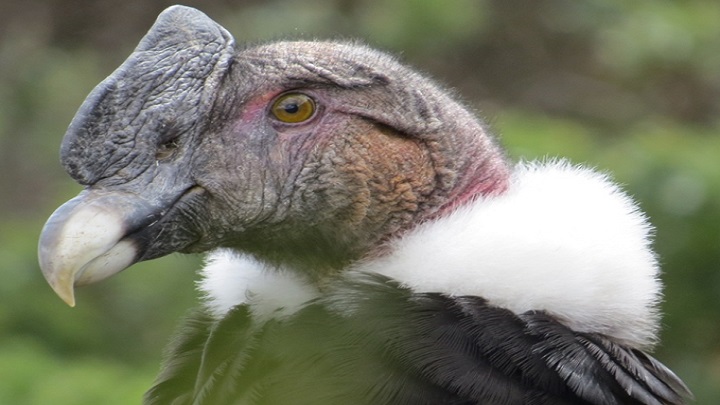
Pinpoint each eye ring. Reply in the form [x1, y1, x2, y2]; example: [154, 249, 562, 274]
[270, 92, 317, 123]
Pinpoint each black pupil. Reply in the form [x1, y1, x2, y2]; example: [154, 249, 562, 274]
[283, 102, 299, 114]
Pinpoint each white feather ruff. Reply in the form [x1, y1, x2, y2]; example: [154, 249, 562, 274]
[198, 251, 318, 319]
[199, 160, 662, 348]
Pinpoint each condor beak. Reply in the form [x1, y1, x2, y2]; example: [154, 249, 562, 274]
[38, 191, 151, 306]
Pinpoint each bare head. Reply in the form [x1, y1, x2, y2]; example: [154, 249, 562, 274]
[38, 6, 509, 305]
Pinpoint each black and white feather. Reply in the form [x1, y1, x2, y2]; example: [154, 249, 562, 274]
[187, 161, 683, 404]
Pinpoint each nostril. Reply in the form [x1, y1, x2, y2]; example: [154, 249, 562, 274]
[156, 138, 180, 161]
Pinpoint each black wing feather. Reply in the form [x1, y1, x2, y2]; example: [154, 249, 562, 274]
[145, 274, 692, 405]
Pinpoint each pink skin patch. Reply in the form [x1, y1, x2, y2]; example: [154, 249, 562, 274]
[431, 159, 511, 220]
[240, 90, 282, 122]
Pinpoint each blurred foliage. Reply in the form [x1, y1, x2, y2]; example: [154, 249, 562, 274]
[0, 0, 718, 403]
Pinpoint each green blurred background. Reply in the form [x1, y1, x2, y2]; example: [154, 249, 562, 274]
[1, 0, 718, 403]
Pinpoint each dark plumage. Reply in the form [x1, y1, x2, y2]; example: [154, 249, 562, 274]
[146, 274, 689, 405]
[38, 6, 692, 405]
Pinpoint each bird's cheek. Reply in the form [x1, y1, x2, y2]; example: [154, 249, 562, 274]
[191, 159, 277, 234]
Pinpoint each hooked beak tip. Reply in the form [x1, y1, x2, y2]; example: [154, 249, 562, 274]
[38, 191, 141, 307]
[54, 284, 76, 307]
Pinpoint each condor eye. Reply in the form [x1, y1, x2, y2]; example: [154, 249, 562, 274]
[271, 93, 316, 123]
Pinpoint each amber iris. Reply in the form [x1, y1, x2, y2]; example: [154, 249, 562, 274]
[271, 93, 316, 123]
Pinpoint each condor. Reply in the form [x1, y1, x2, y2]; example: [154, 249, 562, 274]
[39, 6, 691, 405]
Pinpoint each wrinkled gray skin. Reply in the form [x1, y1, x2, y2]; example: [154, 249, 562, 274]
[39, 6, 509, 306]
